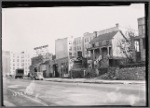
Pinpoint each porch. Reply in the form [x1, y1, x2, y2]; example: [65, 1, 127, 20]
[88, 46, 113, 61]
[88, 46, 113, 68]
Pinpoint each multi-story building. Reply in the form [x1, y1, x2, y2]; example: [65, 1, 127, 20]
[30, 50, 53, 78]
[73, 36, 83, 58]
[55, 36, 74, 77]
[2, 51, 10, 76]
[10, 51, 31, 76]
[134, 17, 145, 62]
[68, 36, 74, 58]
[82, 32, 97, 58]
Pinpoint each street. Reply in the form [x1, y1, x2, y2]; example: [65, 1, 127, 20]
[3, 77, 146, 106]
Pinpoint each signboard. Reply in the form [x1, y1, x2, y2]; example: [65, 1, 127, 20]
[34, 45, 49, 56]
[34, 45, 48, 50]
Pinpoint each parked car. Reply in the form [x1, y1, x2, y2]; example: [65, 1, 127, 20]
[30, 72, 44, 80]
[15, 69, 24, 79]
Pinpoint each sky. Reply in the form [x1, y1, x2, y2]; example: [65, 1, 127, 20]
[2, 3, 145, 57]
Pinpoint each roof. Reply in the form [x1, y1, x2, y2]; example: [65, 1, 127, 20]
[90, 31, 119, 44]
[33, 63, 41, 68]
[138, 17, 145, 21]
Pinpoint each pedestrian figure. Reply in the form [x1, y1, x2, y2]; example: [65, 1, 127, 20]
[84, 69, 86, 77]
[28, 73, 30, 79]
[96, 68, 99, 76]
[24, 80, 35, 96]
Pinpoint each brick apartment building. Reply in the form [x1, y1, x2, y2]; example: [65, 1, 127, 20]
[82, 32, 97, 58]
[73, 36, 83, 58]
[134, 17, 145, 62]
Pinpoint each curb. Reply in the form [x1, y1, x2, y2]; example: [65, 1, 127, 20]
[44, 79, 145, 84]
[4, 100, 16, 106]
[8, 88, 48, 106]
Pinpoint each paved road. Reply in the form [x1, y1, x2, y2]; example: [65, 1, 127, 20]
[3, 77, 146, 106]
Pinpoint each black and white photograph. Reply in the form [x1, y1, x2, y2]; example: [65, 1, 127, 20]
[2, 2, 147, 106]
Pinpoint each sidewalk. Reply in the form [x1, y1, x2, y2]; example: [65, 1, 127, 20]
[4, 100, 16, 106]
[44, 78, 146, 84]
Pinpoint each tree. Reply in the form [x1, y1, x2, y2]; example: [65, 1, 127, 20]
[82, 57, 88, 68]
[118, 31, 136, 63]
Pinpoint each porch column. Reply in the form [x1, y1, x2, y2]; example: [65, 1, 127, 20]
[99, 48, 101, 55]
[107, 47, 109, 57]
[93, 50, 95, 60]
[53, 65, 55, 77]
[92, 49, 95, 68]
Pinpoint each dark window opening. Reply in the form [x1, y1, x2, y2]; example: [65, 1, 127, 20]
[134, 40, 140, 52]
[109, 47, 112, 56]
[92, 44, 95, 47]
[34, 68, 37, 72]
[143, 38, 145, 49]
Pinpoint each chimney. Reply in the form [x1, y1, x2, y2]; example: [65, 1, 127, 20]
[93, 31, 97, 38]
[116, 23, 119, 28]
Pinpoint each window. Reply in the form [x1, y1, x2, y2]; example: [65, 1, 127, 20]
[99, 42, 101, 46]
[92, 44, 95, 47]
[69, 52, 72, 56]
[143, 25, 145, 34]
[102, 40, 107, 45]
[109, 47, 112, 56]
[139, 25, 145, 35]
[135, 40, 140, 52]
[95, 42, 99, 46]
[86, 38, 87, 42]
[85, 44, 87, 48]
[106, 40, 109, 45]
[143, 38, 145, 49]
[69, 47, 72, 51]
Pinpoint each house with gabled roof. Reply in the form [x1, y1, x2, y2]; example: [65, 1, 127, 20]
[87, 28, 127, 68]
